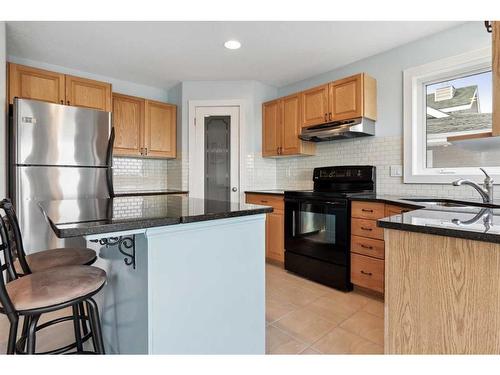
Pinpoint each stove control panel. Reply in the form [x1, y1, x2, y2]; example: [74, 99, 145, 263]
[314, 166, 375, 182]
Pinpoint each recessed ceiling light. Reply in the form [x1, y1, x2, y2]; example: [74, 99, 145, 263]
[224, 40, 241, 50]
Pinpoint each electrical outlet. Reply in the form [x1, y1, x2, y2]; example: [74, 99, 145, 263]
[390, 165, 403, 177]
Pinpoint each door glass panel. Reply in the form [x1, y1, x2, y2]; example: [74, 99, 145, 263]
[204, 116, 230, 211]
[297, 203, 336, 245]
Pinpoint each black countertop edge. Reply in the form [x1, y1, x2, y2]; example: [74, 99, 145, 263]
[113, 190, 189, 197]
[378, 219, 500, 244]
[49, 217, 182, 238]
[181, 206, 273, 223]
[244, 190, 285, 196]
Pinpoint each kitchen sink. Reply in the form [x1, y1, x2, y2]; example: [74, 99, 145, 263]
[404, 199, 468, 208]
[401, 198, 500, 208]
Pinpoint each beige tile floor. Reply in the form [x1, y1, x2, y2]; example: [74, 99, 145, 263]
[266, 263, 384, 354]
[1, 263, 384, 354]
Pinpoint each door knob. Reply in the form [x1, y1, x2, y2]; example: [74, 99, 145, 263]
[232, 187, 238, 192]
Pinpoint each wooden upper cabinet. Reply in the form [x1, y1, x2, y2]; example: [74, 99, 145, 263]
[8, 63, 112, 112]
[8, 63, 65, 104]
[262, 99, 281, 157]
[65, 75, 112, 111]
[329, 73, 377, 122]
[262, 97, 315, 157]
[300, 84, 329, 127]
[281, 94, 300, 155]
[144, 100, 177, 158]
[281, 94, 315, 156]
[112, 93, 145, 157]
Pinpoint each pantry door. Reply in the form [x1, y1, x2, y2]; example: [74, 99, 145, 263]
[190, 105, 240, 203]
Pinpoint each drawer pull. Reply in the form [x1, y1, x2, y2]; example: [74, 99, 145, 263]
[261, 200, 268, 203]
[360, 270, 373, 276]
[360, 244, 373, 249]
[361, 209, 374, 212]
[360, 227, 372, 231]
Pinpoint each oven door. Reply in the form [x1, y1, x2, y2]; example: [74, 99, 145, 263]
[285, 197, 349, 265]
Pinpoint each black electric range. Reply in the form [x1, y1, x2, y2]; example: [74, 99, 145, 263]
[284, 165, 376, 291]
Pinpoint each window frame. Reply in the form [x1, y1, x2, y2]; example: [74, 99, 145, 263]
[403, 47, 499, 184]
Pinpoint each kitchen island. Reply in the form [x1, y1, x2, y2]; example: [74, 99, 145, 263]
[378, 204, 500, 354]
[39, 194, 272, 354]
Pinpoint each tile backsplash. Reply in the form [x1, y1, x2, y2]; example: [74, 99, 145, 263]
[113, 157, 169, 193]
[276, 136, 483, 200]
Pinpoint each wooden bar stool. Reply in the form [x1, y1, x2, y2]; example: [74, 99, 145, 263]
[0, 199, 107, 354]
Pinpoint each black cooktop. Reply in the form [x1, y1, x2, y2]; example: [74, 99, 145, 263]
[284, 190, 375, 200]
[284, 165, 376, 200]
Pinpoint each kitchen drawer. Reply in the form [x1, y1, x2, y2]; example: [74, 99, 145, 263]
[245, 193, 284, 211]
[351, 201, 386, 220]
[351, 235, 384, 259]
[351, 253, 384, 293]
[351, 218, 384, 240]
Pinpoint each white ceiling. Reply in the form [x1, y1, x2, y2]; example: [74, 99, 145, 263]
[6, 21, 463, 90]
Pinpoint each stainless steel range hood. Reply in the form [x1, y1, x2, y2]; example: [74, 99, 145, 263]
[299, 117, 375, 142]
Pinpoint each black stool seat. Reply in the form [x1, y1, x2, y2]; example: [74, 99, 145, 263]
[15, 248, 97, 274]
[1, 265, 106, 312]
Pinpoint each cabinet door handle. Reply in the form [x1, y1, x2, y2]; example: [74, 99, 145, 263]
[361, 209, 373, 213]
[324, 113, 328, 122]
[67, 101, 70, 105]
[360, 270, 373, 276]
[145, 148, 148, 155]
[60, 100, 64, 104]
[329, 112, 332, 121]
[360, 244, 373, 249]
[361, 227, 372, 231]
[279, 147, 283, 154]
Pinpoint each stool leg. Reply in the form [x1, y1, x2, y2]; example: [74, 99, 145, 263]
[7, 316, 19, 355]
[79, 302, 89, 336]
[26, 315, 40, 354]
[86, 299, 105, 354]
[72, 305, 83, 352]
[17, 315, 31, 353]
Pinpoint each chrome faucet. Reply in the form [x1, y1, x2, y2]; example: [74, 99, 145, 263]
[452, 168, 494, 204]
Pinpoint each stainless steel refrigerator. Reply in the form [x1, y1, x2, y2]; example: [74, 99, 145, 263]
[10, 98, 114, 253]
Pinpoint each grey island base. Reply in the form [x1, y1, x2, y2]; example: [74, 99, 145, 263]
[39, 194, 272, 354]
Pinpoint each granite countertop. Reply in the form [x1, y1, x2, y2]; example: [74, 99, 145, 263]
[39, 195, 272, 238]
[352, 194, 500, 244]
[244, 189, 286, 196]
[113, 189, 188, 197]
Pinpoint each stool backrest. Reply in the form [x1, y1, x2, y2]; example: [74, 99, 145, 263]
[0, 199, 31, 276]
[0, 199, 21, 314]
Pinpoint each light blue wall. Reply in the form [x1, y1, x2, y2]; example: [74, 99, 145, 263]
[179, 80, 277, 154]
[278, 22, 490, 137]
[7, 56, 168, 102]
[0, 22, 6, 198]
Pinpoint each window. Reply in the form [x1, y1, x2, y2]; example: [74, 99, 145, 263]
[404, 47, 500, 183]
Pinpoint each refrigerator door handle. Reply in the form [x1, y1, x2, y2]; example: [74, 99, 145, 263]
[106, 127, 115, 197]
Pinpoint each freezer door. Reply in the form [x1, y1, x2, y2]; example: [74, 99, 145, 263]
[14, 98, 112, 166]
[15, 166, 111, 253]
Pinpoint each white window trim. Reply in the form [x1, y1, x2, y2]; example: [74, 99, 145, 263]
[403, 47, 500, 184]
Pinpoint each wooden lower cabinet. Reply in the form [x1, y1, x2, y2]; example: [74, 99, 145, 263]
[266, 210, 285, 263]
[350, 200, 416, 294]
[245, 193, 284, 263]
[351, 253, 384, 293]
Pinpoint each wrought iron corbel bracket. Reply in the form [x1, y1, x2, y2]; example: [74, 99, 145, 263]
[90, 235, 136, 269]
[485, 21, 493, 33]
